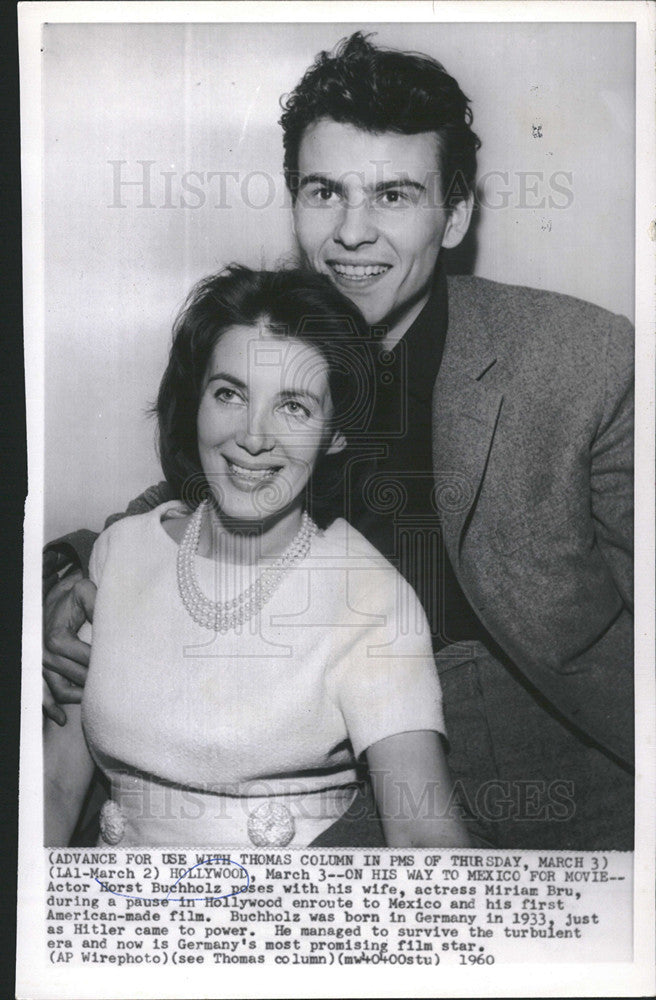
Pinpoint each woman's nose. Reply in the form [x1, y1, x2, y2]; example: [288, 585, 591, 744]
[236, 408, 275, 453]
[334, 200, 378, 248]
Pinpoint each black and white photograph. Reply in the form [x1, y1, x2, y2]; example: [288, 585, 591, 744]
[17, 2, 655, 997]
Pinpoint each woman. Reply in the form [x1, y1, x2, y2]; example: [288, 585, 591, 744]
[44, 266, 469, 849]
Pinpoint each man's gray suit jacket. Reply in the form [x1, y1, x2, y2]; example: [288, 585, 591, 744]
[434, 276, 633, 768]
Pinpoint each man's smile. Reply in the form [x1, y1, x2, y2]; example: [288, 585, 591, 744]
[327, 260, 392, 286]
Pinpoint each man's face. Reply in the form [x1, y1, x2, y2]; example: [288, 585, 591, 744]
[293, 120, 470, 344]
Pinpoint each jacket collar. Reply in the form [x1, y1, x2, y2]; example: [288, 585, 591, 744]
[442, 275, 498, 380]
[433, 276, 503, 559]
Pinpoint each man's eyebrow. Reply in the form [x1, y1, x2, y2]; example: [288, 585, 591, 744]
[296, 173, 427, 194]
[297, 173, 343, 193]
[374, 178, 427, 194]
[206, 372, 247, 389]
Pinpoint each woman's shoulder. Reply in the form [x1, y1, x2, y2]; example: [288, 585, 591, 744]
[90, 501, 186, 584]
[315, 518, 392, 564]
[314, 519, 412, 599]
[96, 500, 187, 552]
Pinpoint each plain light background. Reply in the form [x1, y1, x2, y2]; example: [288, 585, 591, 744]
[43, 21, 635, 540]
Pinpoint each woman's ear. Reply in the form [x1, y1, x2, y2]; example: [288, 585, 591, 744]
[326, 430, 347, 455]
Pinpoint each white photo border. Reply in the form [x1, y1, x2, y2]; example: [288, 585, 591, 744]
[18, 3, 655, 998]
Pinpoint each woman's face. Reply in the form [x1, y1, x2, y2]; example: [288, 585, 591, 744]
[197, 323, 345, 521]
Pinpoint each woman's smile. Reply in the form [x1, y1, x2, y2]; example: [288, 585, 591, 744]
[223, 456, 283, 490]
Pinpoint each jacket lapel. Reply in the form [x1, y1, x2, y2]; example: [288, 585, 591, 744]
[433, 281, 503, 561]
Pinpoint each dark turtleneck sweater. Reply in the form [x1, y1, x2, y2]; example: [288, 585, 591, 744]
[346, 265, 492, 654]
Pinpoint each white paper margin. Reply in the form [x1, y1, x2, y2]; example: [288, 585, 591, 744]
[17, 2, 656, 997]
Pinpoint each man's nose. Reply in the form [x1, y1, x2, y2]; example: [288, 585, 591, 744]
[334, 200, 377, 248]
[236, 407, 275, 453]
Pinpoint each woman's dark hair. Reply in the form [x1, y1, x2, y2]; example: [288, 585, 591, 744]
[155, 265, 376, 525]
[280, 31, 481, 208]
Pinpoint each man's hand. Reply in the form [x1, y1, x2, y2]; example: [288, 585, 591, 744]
[43, 570, 96, 726]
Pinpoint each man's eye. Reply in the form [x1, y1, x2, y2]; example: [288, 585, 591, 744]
[309, 187, 337, 203]
[379, 189, 407, 206]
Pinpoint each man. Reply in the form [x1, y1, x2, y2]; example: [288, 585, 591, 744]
[43, 33, 634, 848]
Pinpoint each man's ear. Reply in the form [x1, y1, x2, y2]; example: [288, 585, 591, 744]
[441, 193, 474, 250]
[326, 430, 347, 455]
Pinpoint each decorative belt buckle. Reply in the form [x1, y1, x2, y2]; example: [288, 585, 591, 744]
[99, 800, 126, 845]
[247, 801, 295, 847]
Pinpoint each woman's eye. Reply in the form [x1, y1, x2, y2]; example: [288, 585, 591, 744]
[281, 399, 311, 418]
[214, 387, 241, 404]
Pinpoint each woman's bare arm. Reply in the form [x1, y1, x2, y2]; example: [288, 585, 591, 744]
[366, 729, 471, 848]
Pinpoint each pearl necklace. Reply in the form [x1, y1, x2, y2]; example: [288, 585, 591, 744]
[176, 499, 318, 632]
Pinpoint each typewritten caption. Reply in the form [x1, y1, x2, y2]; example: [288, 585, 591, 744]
[44, 850, 632, 968]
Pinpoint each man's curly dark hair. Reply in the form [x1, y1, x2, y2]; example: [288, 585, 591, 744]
[279, 32, 481, 208]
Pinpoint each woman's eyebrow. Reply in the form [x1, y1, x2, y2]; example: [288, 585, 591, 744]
[279, 388, 322, 407]
[206, 372, 247, 389]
